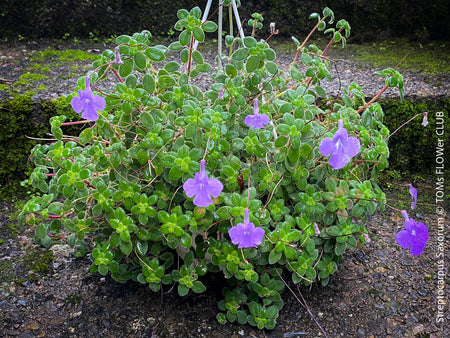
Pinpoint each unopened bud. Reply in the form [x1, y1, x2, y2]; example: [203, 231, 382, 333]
[270, 22, 276, 34]
[114, 46, 123, 65]
[421, 112, 428, 127]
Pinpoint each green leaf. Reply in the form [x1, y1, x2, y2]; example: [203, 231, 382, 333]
[178, 284, 189, 296]
[179, 30, 191, 47]
[315, 86, 327, 98]
[158, 75, 176, 87]
[36, 223, 47, 239]
[79, 128, 92, 145]
[134, 52, 147, 70]
[169, 166, 183, 180]
[140, 111, 154, 128]
[243, 36, 257, 48]
[202, 21, 217, 32]
[145, 47, 165, 62]
[225, 64, 237, 78]
[193, 26, 205, 42]
[231, 48, 249, 61]
[136, 241, 148, 255]
[246, 55, 260, 73]
[143, 74, 156, 93]
[119, 58, 133, 77]
[196, 63, 212, 73]
[265, 61, 278, 75]
[177, 9, 189, 19]
[268, 249, 282, 264]
[192, 280, 206, 293]
[192, 50, 204, 64]
[274, 135, 288, 148]
[120, 240, 133, 256]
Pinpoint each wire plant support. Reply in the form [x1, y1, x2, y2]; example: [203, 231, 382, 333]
[193, 0, 246, 70]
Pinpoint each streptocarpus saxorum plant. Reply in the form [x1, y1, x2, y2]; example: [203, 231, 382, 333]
[20, 5, 429, 330]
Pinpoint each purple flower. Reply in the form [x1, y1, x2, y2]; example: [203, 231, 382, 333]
[244, 98, 270, 129]
[183, 160, 223, 207]
[319, 119, 361, 169]
[114, 46, 123, 65]
[395, 211, 429, 256]
[421, 112, 428, 127]
[409, 184, 417, 209]
[218, 87, 223, 99]
[70, 77, 106, 121]
[228, 208, 265, 248]
[313, 223, 320, 235]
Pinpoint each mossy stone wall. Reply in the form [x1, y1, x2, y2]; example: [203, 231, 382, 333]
[0, 0, 448, 41]
[0, 95, 447, 200]
[0, 95, 80, 199]
[381, 98, 450, 179]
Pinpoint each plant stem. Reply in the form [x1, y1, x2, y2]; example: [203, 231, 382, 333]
[356, 85, 389, 114]
[187, 33, 195, 76]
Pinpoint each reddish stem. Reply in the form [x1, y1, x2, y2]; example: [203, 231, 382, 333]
[187, 33, 195, 76]
[356, 85, 389, 114]
[111, 68, 124, 83]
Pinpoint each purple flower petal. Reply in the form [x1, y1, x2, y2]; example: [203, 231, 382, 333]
[328, 147, 350, 169]
[193, 190, 214, 207]
[183, 177, 200, 198]
[319, 119, 361, 169]
[206, 178, 224, 198]
[182, 160, 223, 207]
[70, 77, 105, 121]
[343, 136, 361, 158]
[228, 208, 265, 248]
[395, 217, 429, 256]
[319, 137, 335, 156]
[395, 229, 411, 249]
[244, 98, 270, 129]
[409, 184, 417, 209]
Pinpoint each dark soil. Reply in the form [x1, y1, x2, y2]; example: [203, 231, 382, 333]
[0, 181, 448, 337]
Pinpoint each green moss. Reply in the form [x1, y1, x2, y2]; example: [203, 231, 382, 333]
[343, 40, 449, 75]
[381, 97, 450, 179]
[0, 260, 14, 283]
[66, 293, 83, 305]
[30, 48, 96, 62]
[23, 246, 54, 273]
[0, 94, 81, 200]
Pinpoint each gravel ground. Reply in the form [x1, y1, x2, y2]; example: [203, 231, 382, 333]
[0, 182, 448, 337]
[0, 38, 449, 101]
[0, 39, 449, 337]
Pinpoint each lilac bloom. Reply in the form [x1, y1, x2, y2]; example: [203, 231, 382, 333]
[244, 98, 270, 129]
[409, 184, 417, 209]
[319, 119, 361, 169]
[183, 160, 223, 207]
[114, 46, 123, 65]
[313, 223, 320, 235]
[70, 77, 106, 121]
[421, 112, 428, 127]
[228, 208, 265, 248]
[395, 211, 429, 256]
[218, 87, 223, 99]
[363, 233, 371, 243]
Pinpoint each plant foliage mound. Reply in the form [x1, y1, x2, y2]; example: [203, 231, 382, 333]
[20, 6, 410, 329]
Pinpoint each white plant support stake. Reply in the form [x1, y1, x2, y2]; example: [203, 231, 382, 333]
[193, 0, 245, 57]
[217, 0, 223, 69]
[231, 0, 245, 41]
